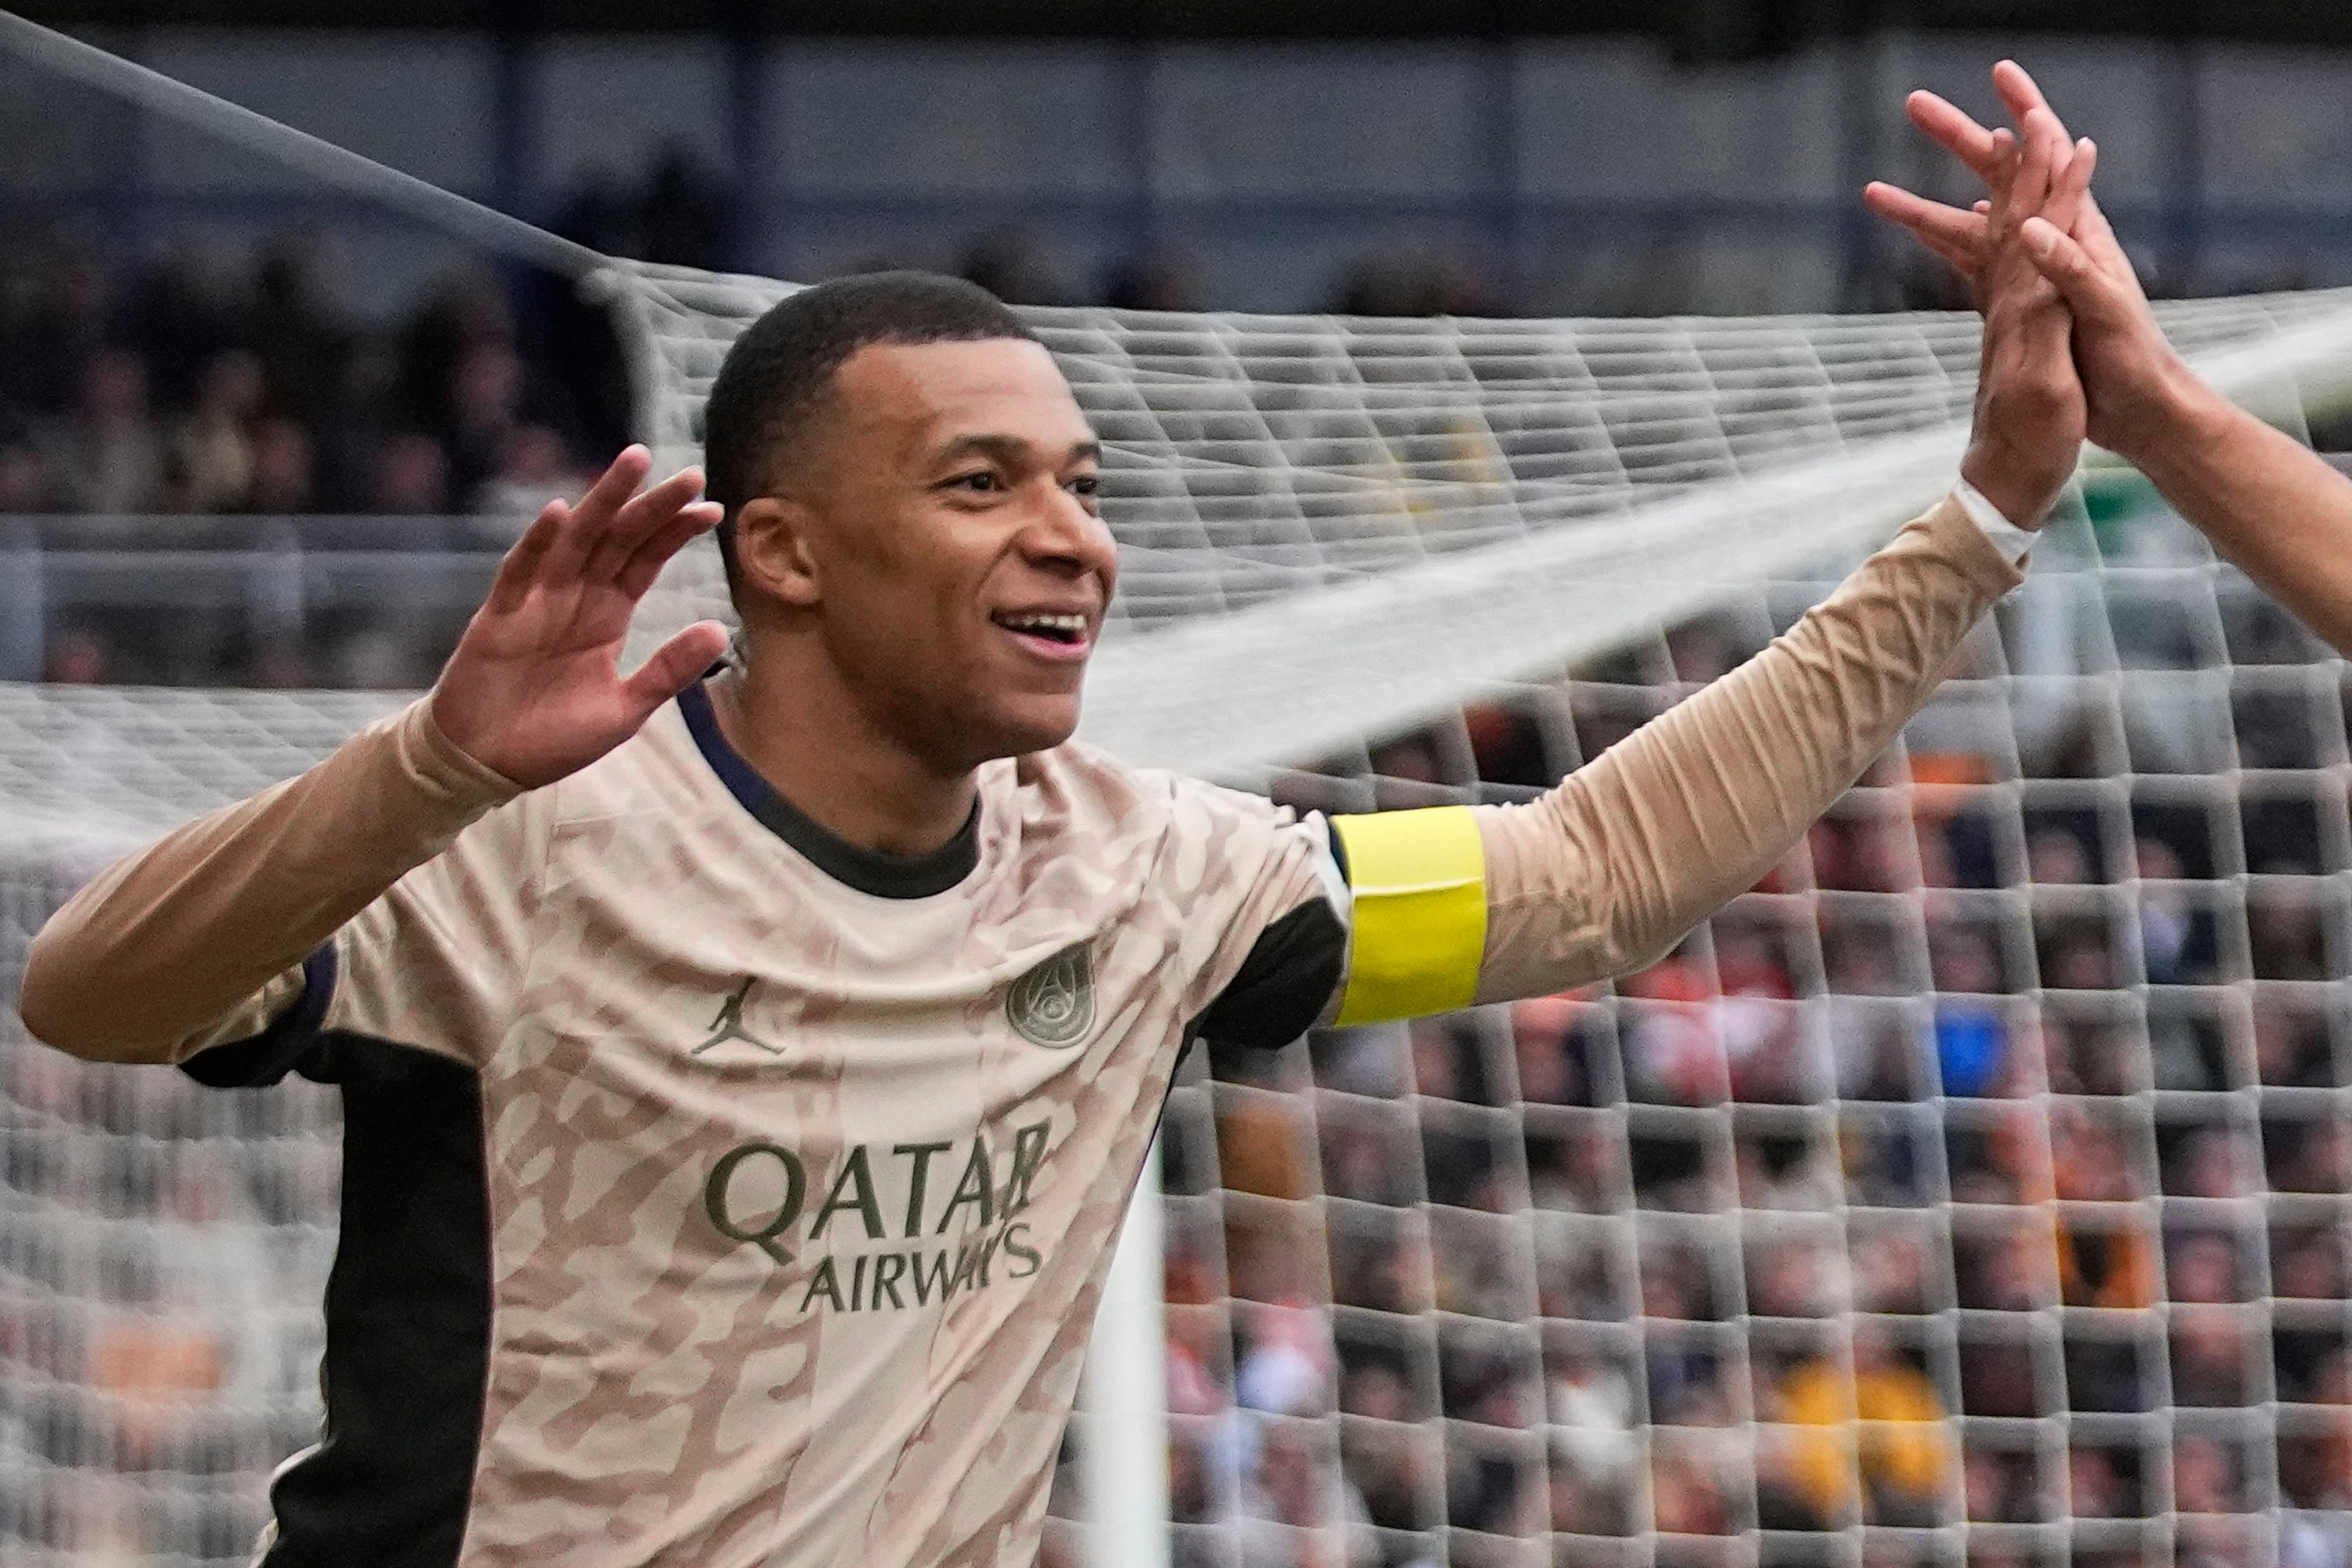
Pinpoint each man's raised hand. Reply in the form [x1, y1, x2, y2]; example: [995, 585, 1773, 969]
[1955, 92, 2089, 532]
[1864, 61, 2199, 462]
[429, 446, 731, 788]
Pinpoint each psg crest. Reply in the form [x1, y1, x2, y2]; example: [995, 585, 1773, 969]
[1007, 943, 1095, 1049]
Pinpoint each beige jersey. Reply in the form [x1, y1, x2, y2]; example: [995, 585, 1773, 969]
[197, 684, 1347, 1568]
[18, 496, 2026, 1568]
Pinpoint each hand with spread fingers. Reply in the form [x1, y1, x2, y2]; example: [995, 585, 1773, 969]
[1869, 59, 2352, 659]
[429, 445, 732, 788]
[1865, 60, 2197, 463]
[1953, 83, 2090, 533]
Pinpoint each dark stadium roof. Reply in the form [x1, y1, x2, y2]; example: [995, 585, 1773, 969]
[11, 0, 2347, 50]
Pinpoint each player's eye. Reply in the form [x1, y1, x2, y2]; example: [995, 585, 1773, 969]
[1065, 473, 1099, 500]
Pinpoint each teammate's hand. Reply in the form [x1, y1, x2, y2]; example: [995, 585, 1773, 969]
[429, 446, 730, 789]
[1865, 60, 2203, 463]
[1955, 96, 2089, 531]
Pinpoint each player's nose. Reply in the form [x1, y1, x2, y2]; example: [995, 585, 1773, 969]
[1017, 486, 1119, 587]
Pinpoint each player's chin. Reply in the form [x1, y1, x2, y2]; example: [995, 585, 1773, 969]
[969, 689, 1085, 761]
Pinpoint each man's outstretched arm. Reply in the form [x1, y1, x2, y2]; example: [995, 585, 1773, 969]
[1868, 60, 2352, 658]
[1324, 107, 2088, 1019]
[1465, 493, 2022, 1003]
[18, 447, 727, 1064]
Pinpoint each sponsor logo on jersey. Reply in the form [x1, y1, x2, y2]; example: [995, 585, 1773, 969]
[702, 1124, 1052, 1313]
[693, 977, 779, 1056]
[1006, 942, 1094, 1048]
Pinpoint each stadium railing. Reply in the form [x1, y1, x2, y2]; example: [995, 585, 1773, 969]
[0, 516, 513, 684]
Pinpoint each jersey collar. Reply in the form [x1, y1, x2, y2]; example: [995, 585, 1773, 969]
[676, 681, 981, 899]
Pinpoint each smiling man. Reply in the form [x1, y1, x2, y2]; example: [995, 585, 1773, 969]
[24, 255, 2079, 1567]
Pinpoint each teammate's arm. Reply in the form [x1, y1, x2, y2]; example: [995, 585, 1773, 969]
[1321, 110, 2088, 1019]
[17, 447, 728, 1064]
[1867, 61, 2352, 657]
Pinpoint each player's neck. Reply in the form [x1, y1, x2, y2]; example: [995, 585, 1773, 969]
[711, 657, 978, 860]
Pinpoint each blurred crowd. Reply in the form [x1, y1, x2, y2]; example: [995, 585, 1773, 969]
[0, 195, 1519, 529]
[0, 233, 621, 524]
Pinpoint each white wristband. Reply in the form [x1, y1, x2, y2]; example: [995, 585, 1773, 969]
[1952, 480, 2039, 565]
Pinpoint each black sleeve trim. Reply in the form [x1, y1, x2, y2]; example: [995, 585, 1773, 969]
[1188, 897, 1346, 1051]
[259, 1034, 492, 1568]
[178, 943, 338, 1089]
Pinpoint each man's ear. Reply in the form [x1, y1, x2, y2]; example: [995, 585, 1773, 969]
[732, 495, 823, 610]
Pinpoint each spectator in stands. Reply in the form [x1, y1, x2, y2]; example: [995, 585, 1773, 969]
[1240, 1421, 1359, 1541]
[395, 270, 512, 434]
[1929, 924, 2008, 1095]
[248, 234, 353, 424]
[2250, 883, 2331, 979]
[1547, 1350, 1637, 1485]
[1526, 1124, 1620, 1213]
[2275, 1226, 2350, 1300]
[1234, 1299, 1334, 1417]
[2176, 1126, 2261, 1199]
[166, 349, 264, 512]
[2254, 1001, 2336, 1087]
[1534, 1235, 1622, 1321]
[2270, 1116, 2352, 1194]
[445, 340, 532, 504]
[2170, 1305, 2252, 1406]
[1509, 993, 1596, 1106]
[2171, 1435, 2238, 1514]
[241, 418, 316, 515]
[1737, 1133, 1837, 1212]
[2168, 1233, 2246, 1303]
[2067, 1445, 2127, 1519]
[41, 627, 111, 684]
[1547, 1435, 1634, 1536]
[1956, 1226, 2052, 1312]
[476, 423, 588, 521]
[54, 347, 164, 514]
[370, 430, 453, 514]
[1767, 1331, 1952, 1528]
[1318, 1119, 1402, 1206]
[1619, 960, 1732, 1107]
[1749, 1232, 1846, 1318]
[0, 422, 61, 511]
[1646, 1445, 1730, 1535]
[1341, 1423, 1434, 1536]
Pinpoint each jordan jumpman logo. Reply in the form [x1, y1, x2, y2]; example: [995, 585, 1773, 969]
[693, 977, 779, 1055]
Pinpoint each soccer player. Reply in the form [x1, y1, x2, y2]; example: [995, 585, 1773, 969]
[23, 160, 2081, 1565]
[1868, 59, 2352, 660]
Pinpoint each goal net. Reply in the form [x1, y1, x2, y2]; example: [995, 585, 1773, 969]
[12, 277, 2352, 1568]
[9, 22, 2352, 1567]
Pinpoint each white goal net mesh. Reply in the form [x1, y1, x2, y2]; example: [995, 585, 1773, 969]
[10, 262, 2352, 1568]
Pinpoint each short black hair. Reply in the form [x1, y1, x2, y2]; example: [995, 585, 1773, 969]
[701, 270, 1037, 600]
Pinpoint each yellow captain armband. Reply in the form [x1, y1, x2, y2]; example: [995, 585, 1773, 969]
[1329, 805, 1488, 1026]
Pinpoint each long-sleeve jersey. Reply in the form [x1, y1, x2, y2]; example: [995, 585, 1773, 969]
[17, 494, 2023, 1568]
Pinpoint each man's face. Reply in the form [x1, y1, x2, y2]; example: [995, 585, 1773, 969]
[764, 338, 1116, 768]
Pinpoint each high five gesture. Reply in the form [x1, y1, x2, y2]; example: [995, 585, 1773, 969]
[1869, 59, 2352, 658]
[1865, 61, 2198, 461]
